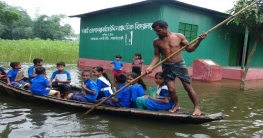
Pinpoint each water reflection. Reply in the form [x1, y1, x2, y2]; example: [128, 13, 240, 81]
[1, 62, 263, 137]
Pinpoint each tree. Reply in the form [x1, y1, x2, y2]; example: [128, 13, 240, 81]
[1, 6, 34, 39]
[0, 1, 20, 24]
[0, 1, 75, 40]
[0, 1, 21, 37]
[11, 7, 33, 39]
[228, 0, 263, 90]
[33, 14, 74, 40]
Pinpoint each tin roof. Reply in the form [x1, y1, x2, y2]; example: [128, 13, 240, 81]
[69, 0, 230, 18]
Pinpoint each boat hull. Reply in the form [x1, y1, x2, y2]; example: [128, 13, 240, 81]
[0, 79, 224, 124]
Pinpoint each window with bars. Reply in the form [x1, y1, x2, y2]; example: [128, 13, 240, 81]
[178, 22, 198, 42]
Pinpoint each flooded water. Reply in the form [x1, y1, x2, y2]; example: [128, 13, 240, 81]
[1, 62, 263, 137]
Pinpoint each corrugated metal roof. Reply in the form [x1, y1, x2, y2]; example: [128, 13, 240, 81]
[69, 0, 230, 18]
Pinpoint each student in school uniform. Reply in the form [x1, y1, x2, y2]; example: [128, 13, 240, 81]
[7, 62, 30, 89]
[0, 66, 7, 78]
[66, 70, 98, 103]
[127, 72, 146, 108]
[98, 74, 131, 108]
[92, 66, 113, 99]
[28, 58, 43, 83]
[110, 54, 123, 80]
[49, 62, 71, 99]
[31, 66, 61, 98]
[136, 72, 174, 111]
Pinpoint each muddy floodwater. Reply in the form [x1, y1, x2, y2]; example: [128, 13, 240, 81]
[1, 62, 263, 137]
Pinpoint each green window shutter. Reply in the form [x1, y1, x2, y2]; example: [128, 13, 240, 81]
[192, 25, 198, 32]
[185, 31, 191, 38]
[185, 24, 191, 31]
[179, 22, 185, 30]
[178, 22, 198, 42]
[178, 29, 184, 34]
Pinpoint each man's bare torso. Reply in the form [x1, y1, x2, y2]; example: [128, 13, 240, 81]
[154, 33, 186, 63]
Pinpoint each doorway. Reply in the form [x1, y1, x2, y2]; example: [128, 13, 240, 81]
[228, 32, 249, 66]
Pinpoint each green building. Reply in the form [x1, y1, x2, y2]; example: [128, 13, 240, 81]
[70, 0, 263, 70]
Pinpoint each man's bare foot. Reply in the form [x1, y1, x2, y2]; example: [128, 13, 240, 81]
[192, 108, 201, 116]
[169, 104, 180, 113]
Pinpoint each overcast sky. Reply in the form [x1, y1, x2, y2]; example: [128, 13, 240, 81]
[3, 0, 236, 34]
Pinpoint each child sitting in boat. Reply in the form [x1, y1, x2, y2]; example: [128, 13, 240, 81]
[49, 62, 71, 99]
[92, 66, 113, 99]
[98, 74, 131, 107]
[66, 70, 98, 103]
[127, 72, 146, 108]
[6, 62, 30, 89]
[31, 66, 61, 98]
[136, 72, 174, 111]
[0, 66, 7, 78]
[28, 58, 43, 83]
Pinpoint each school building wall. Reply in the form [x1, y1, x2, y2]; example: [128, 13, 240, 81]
[247, 35, 263, 66]
[79, 4, 160, 65]
[79, 3, 263, 67]
[162, 4, 263, 67]
[223, 24, 263, 67]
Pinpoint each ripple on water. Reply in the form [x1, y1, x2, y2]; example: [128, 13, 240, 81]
[1, 63, 263, 137]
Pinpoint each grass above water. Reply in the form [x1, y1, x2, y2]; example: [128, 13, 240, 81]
[0, 38, 79, 64]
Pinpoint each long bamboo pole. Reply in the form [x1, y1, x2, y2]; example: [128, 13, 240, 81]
[80, 0, 261, 118]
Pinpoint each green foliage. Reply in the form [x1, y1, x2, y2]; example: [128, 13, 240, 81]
[228, 0, 263, 89]
[0, 1, 20, 38]
[0, 39, 79, 64]
[228, 0, 263, 39]
[33, 14, 74, 40]
[0, 1, 20, 24]
[0, 2, 77, 40]
[0, 6, 33, 39]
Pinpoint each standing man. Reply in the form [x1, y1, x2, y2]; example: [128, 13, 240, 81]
[146, 20, 207, 115]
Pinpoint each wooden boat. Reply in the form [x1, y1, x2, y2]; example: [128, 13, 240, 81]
[0, 78, 224, 124]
